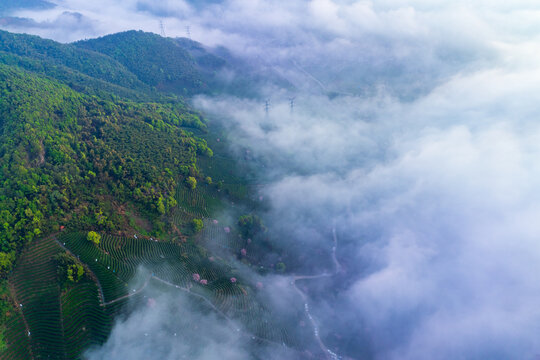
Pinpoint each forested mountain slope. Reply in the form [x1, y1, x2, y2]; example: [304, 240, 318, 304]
[0, 29, 277, 360]
[76, 30, 293, 97]
[0, 31, 212, 275]
[0, 30, 150, 94]
[75, 31, 211, 95]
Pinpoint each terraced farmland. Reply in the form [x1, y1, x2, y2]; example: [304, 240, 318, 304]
[59, 233, 129, 303]
[0, 311, 32, 360]
[60, 232, 226, 288]
[60, 282, 111, 358]
[1, 227, 298, 359]
[175, 184, 223, 219]
[3, 173, 285, 360]
[200, 220, 245, 253]
[1, 235, 116, 360]
[8, 237, 65, 359]
[60, 232, 295, 346]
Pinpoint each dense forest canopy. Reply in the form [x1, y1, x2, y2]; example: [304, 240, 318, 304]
[0, 30, 218, 275]
[75, 31, 206, 95]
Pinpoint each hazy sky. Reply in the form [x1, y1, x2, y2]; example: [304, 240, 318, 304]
[4, 1, 540, 359]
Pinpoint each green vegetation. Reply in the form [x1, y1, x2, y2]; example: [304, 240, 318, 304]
[5, 235, 112, 359]
[8, 237, 66, 359]
[186, 176, 198, 190]
[60, 282, 110, 358]
[56, 232, 297, 348]
[0, 61, 209, 271]
[0, 30, 151, 98]
[0, 253, 14, 278]
[238, 214, 266, 239]
[87, 231, 101, 246]
[191, 219, 204, 233]
[75, 31, 225, 97]
[54, 253, 84, 284]
[0, 29, 292, 359]
[0, 282, 13, 352]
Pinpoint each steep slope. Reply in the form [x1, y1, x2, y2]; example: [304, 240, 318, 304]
[0, 30, 151, 94]
[76, 30, 294, 98]
[0, 29, 271, 359]
[75, 31, 212, 96]
[0, 61, 208, 272]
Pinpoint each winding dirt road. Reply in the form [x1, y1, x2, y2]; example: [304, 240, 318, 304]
[54, 230, 344, 358]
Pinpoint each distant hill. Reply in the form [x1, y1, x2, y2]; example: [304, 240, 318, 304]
[75, 30, 225, 96]
[0, 30, 159, 100]
[75, 30, 294, 98]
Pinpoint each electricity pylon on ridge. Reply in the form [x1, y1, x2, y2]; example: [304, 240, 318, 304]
[264, 99, 270, 116]
[289, 97, 296, 114]
[159, 20, 166, 37]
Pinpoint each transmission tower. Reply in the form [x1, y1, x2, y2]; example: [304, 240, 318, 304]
[159, 20, 166, 37]
[186, 26, 191, 39]
[264, 99, 270, 116]
[289, 97, 296, 114]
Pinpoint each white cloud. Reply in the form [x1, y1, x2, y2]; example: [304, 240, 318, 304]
[85, 288, 252, 360]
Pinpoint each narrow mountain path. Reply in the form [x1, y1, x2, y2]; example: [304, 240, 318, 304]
[54, 232, 333, 357]
[102, 276, 151, 306]
[7, 282, 34, 359]
[54, 237, 106, 306]
[150, 275, 287, 347]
